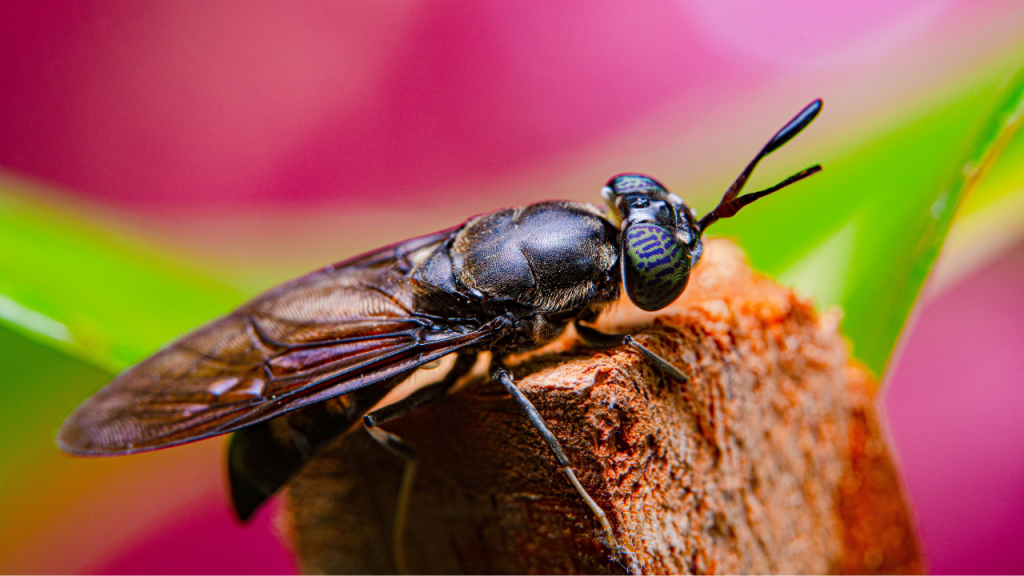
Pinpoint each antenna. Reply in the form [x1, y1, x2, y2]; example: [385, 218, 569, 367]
[698, 99, 823, 233]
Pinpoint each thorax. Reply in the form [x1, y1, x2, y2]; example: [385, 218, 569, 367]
[408, 201, 621, 348]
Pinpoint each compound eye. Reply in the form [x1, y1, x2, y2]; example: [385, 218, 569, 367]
[621, 222, 692, 311]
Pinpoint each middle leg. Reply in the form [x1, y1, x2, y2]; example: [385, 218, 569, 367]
[492, 361, 641, 575]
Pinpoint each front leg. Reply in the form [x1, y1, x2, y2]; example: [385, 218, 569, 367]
[576, 321, 722, 459]
[574, 321, 688, 383]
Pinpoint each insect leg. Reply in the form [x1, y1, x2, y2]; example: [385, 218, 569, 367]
[575, 321, 688, 383]
[363, 353, 476, 427]
[360, 353, 475, 574]
[576, 321, 720, 458]
[492, 362, 641, 575]
[363, 424, 417, 575]
[228, 372, 410, 522]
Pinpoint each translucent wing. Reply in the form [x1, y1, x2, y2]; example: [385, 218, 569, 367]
[58, 229, 493, 455]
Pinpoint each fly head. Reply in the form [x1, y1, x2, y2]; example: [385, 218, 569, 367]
[600, 99, 825, 312]
[602, 174, 700, 312]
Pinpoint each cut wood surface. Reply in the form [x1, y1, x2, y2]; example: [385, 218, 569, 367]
[283, 239, 923, 574]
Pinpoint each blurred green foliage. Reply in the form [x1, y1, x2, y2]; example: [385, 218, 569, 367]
[0, 186, 245, 372]
[715, 63, 1024, 377]
[0, 322, 107, 495]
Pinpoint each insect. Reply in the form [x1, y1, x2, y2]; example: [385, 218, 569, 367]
[59, 100, 822, 573]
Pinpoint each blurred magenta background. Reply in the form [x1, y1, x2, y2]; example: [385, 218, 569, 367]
[1, 1, 1023, 573]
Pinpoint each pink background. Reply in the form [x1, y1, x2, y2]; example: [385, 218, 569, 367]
[886, 243, 1024, 574]
[1, 1, 1022, 573]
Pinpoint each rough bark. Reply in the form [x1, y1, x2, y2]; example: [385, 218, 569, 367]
[282, 239, 924, 574]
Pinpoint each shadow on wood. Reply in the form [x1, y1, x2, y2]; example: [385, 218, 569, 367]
[282, 239, 923, 574]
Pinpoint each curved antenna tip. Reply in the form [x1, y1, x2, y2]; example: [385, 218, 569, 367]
[764, 99, 824, 156]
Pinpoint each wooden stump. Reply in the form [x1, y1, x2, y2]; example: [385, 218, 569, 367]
[282, 239, 924, 574]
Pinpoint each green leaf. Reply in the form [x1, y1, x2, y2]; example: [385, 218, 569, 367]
[0, 180, 247, 372]
[713, 63, 1024, 378]
[0, 322, 109, 495]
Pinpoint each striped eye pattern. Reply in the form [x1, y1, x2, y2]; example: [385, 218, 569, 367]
[622, 222, 691, 311]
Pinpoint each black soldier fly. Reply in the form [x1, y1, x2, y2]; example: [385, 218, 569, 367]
[59, 99, 822, 574]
